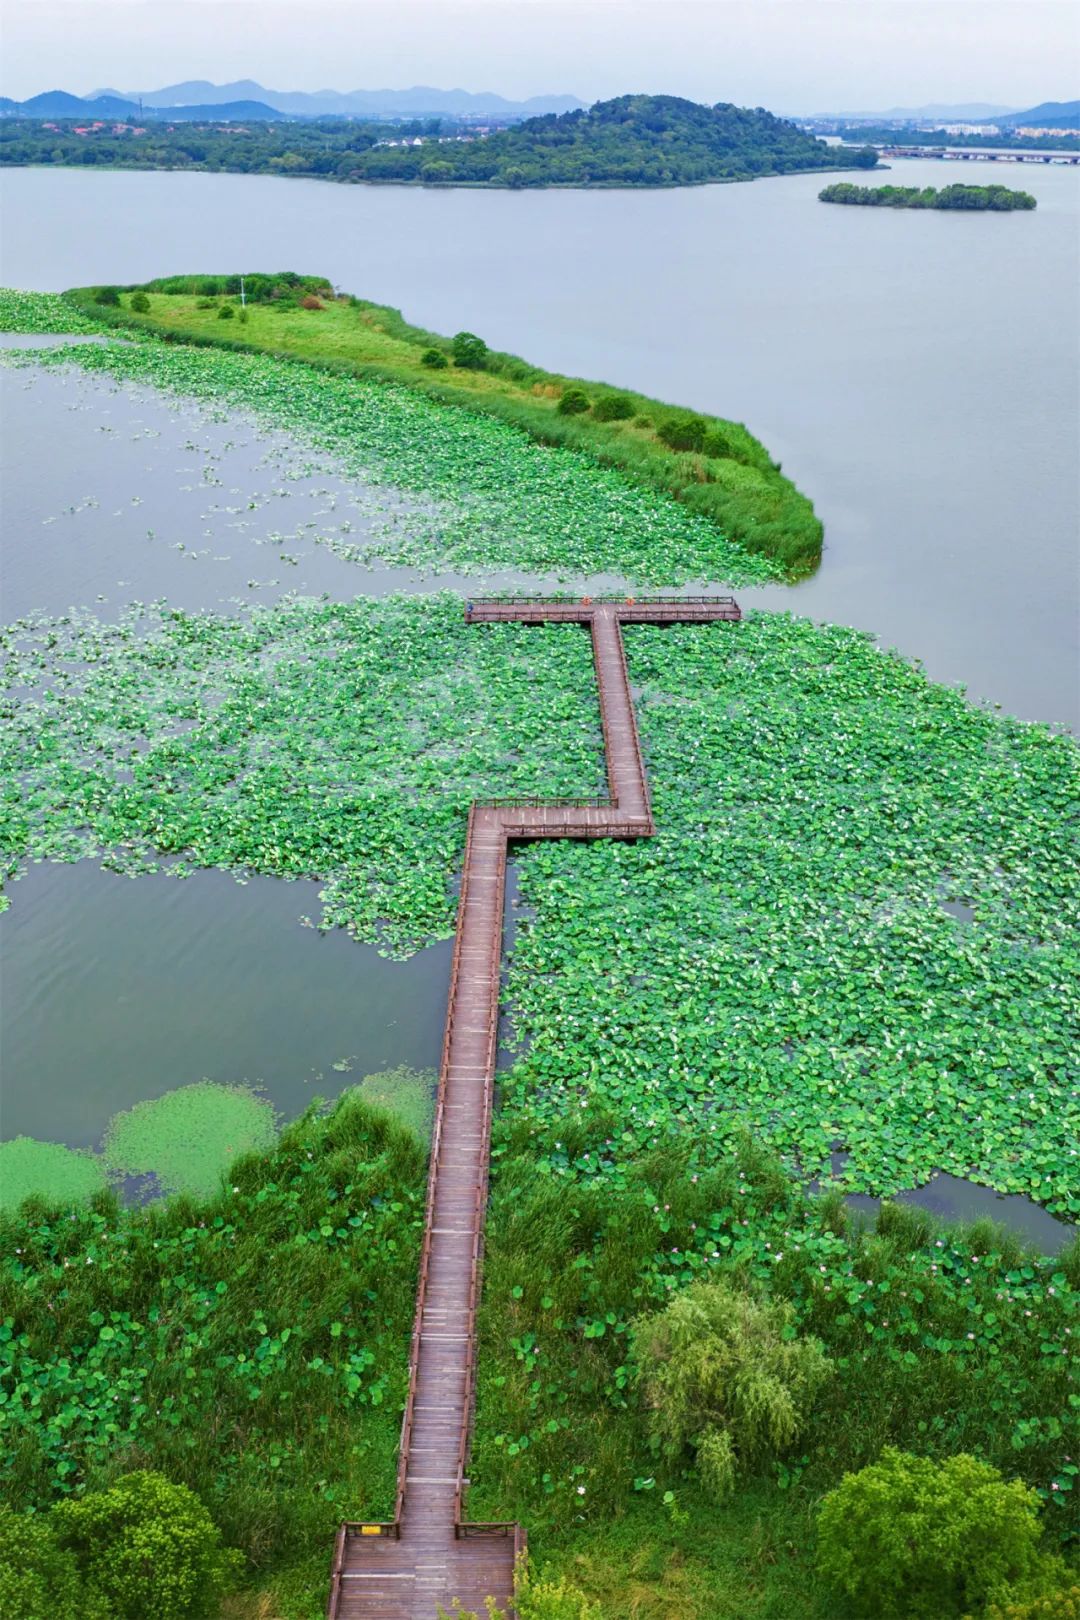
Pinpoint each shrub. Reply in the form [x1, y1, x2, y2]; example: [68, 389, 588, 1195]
[0, 1504, 107, 1620]
[592, 392, 634, 421]
[195, 297, 217, 309]
[985, 1586, 1080, 1620]
[439, 1565, 600, 1620]
[518, 1573, 602, 1620]
[237, 307, 249, 324]
[216, 304, 235, 320]
[128, 291, 150, 314]
[657, 412, 708, 452]
[557, 387, 591, 416]
[702, 426, 737, 459]
[631, 1278, 829, 1498]
[451, 330, 488, 369]
[93, 286, 120, 307]
[816, 1449, 1061, 1619]
[53, 1471, 241, 1620]
[421, 347, 450, 369]
[301, 294, 325, 310]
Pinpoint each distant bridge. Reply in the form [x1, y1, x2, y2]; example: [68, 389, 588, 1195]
[879, 144, 1079, 165]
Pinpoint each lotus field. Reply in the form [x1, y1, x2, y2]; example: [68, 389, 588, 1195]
[1, 288, 1077, 1616]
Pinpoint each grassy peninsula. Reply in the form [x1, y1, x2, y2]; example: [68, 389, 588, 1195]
[64, 274, 822, 577]
[819, 181, 1037, 210]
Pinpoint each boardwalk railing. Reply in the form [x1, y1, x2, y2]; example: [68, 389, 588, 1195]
[477, 795, 614, 810]
[467, 593, 739, 606]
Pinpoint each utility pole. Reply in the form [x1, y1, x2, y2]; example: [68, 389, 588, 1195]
[240, 276, 246, 307]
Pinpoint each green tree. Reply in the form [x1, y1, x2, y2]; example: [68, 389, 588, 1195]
[816, 1449, 1065, 1619]
[128, 291, 150, 313]
[452, 331, 488, 369]
[631, 1278, 830, 1498]
[53, 1472, 241, 1620]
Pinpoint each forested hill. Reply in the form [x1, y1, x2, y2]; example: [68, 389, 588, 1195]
[0, 94, 877, 189]
[353, 94, 878, 186]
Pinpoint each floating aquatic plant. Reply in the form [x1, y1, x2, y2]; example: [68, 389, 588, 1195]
[101, 1082, 278, 1200]
[3, 598, 1077, 1213]
[502, 615, 1080, 1214]
[0, 289, 101, 336]
[0, 330, 781, 587]
[0, 1139, 106, 1214]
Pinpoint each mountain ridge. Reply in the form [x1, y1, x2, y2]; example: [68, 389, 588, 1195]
[87, 79, 586, 118]
[995, 99, 1079, 129]
[1, 88, 287, 121]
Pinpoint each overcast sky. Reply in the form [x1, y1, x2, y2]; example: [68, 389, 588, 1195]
[1, 0, 1076, 112]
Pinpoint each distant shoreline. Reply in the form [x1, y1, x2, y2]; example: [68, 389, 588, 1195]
[0, 157, 874, 192]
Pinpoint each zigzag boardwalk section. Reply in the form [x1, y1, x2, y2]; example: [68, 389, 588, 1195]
[327, 597, 741, 1619]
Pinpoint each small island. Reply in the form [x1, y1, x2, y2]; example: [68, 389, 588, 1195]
[819, 180, 1036, 210]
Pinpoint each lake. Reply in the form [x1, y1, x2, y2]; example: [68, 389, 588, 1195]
[2, 158, 1077, 726]
[1, 161, 1077, 1243]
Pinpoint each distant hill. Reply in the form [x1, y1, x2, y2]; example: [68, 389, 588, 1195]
[996, 100, 1079, 130]
[0, 90, 287, 122]
[349, 93, 878, 187]
[808, 102, 1016, 122]
[91, 80, 586, 120]
[151, 101, 286, 123]
[16, 90, 139, 119]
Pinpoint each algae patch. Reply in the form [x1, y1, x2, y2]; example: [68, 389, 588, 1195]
[102, 1082, 278, 1199]
[355, 1066, 436, 1140]
[0, 1138, 107, 1214]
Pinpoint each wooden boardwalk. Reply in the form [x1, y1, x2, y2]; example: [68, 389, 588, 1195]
[327, 598, 741, 1619]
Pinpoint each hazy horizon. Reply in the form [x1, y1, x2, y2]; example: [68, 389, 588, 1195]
[1, 0, 1075, 113]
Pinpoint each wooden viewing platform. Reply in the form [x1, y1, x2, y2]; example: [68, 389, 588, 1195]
[326, 597, 742, 1619]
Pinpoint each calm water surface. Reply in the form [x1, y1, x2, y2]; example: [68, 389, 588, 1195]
[0, 863, 450, 1150]
[2, 160, 1077, 724]
[2, 164, 1077, 1243]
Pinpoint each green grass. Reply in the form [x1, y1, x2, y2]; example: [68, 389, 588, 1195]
[61, 278, 823, 578]
[466, 1130, 1078, 1618]
[523, 1488, 842, 1620]
[0, 1092, 426, 1574]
